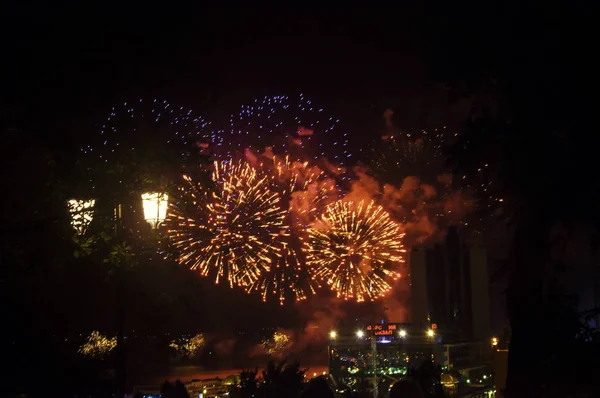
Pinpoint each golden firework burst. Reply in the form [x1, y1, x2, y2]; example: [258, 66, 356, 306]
[166, 160, 286, 287]
[79, 330, 117, 359]
[306, 200, 405, 302]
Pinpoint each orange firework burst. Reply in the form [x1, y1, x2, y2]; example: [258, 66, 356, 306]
[244, 155, 337, 304]
[261, 329, 292, 358]
[166, 160, 286, 287]
[306, 200, 406, 302]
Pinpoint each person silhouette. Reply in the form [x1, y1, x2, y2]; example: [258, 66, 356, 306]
[389, 379, 425, 398]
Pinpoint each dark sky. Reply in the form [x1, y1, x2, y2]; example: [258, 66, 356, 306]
[3, 4, 473, 140]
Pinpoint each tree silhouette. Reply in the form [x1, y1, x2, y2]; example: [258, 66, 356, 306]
[160, 380, 191, 398]
[232, 360, 306, 398]
[230, 369, 259, 398]
[298, 376, 334, 398]
[68, 100, 212, 397]
[258, 360, 306, 398]
[419, 3, 597, 396]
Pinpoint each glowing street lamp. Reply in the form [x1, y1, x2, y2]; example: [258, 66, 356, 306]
[329, 331, 337, 339]
[142, 192, 169, 229]
[491, 337, 498, 347]
[356, 330, 364, 338]
[68, 199, 96, 235]
[427, 329, 435, 338]
[398, 329, 407, 338]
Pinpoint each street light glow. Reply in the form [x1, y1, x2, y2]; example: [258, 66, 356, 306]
[356, 330, 364, 338]
[399, 329, 407, 338]
[427, 329, 435, 338]
[329, 331, 337, 339]
[142, 192, 169, 228]
[68, 199, 96, 235]
[491, 337, 498, 346]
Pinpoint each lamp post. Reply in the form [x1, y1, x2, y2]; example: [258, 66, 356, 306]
[141, 192, 169, 229]
[68, 192, 169, 398]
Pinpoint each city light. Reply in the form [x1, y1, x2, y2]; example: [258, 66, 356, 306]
[356, 330, 364, 338]
[491, 337, 498, 347]
[329, 330, 337, 339]
[399, 329, 407, 338]
[427, 329, 435, 338]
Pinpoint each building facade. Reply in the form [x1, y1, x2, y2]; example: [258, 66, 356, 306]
[411, 227, 491, 342]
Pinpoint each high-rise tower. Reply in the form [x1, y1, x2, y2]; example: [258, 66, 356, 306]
[410, 227, 491, 341]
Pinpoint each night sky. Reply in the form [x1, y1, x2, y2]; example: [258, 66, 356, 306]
[3, 4, 478, 138]
[3, 2, 600, 396]
[1, 2, 511, 335]
[5, 3, 600, 397]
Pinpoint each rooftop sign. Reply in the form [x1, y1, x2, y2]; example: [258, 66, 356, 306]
[366, 323, 399, 336]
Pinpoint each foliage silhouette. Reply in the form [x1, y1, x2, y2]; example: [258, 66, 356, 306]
[231, 360, 306, 398]
[161, 380, 191, 398]
[421, 3, 597, 396]
[230, 369, 259, 398]
[298, 376, 334, 398]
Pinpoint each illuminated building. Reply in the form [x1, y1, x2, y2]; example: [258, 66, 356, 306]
[411, 226, 491, 342]
[327, 324, 444, 394]
[134, 375, 240, 398]
[409, 227, 494, 389]
[327, 227, 494, 393]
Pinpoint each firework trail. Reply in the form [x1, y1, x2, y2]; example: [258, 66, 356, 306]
[79, 330, 117, 359]
[306, 200, 405, 302]
[166, 160, 287, 287]
[169, 333, 206, 358]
